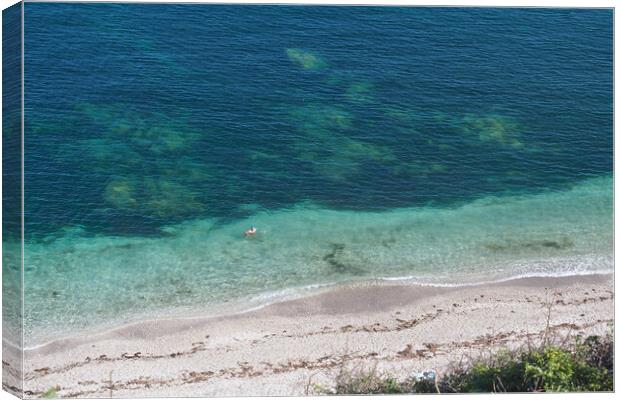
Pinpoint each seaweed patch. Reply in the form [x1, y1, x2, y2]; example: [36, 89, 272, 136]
[323, 243, 365, 275]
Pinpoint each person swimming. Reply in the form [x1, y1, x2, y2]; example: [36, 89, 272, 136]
[244, 226, 257, 237]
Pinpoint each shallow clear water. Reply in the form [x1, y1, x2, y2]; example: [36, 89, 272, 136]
[2, 5, 613, 345]
[21, 174, 613, 344]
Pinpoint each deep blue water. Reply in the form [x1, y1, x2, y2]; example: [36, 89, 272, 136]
[21, 5, 612, 237]
[3, 5, 614, 343]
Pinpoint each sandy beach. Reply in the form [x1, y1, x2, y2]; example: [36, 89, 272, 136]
[10, 273, 613, 397]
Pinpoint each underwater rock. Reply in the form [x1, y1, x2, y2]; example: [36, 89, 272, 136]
[142, 178, 205, 218]
[286, 104, 401, 181]
[345, 81, 375, 104]
[341, 138, 397, 163]
[461, 114, 524, 149]
[76, 103, 216, 216]
[109, 118, 135, 136]
[75, 103, 119, 126]
[103, 175, 206, 219]
[325, 73, 344, 86]
[146, 126, 196, 154]
[296, 136, 397, 182]
[104, 178, 138, 210]
[155, 156, 214, 184]
[126, 124, 200, 155]
[431, 111, 452, 123]
[385, 109, 526, 151]
[323, 243, 365, 275]
[325, 109, 354, 130]
[429, 162, 447, 173]
[485, 236, 574, 252]
[81, 139, 143, 167]
[77, 103, 202, 155]
[286, 48, 327, 70]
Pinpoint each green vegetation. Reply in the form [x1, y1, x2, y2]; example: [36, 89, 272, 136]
[327, 334, 613, 394]
[330, 365, 411, 395]
[42, 386, 59, 398]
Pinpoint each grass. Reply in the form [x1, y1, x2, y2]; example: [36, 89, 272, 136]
[325, 333, 613, 394]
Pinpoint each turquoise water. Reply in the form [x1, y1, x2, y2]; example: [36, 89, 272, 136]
[20, 174, 614, 344]
[1, 5, 613, 345]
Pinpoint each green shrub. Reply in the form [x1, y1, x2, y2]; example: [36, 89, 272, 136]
[331, 334, 613, 394]
[334, 368, 409, 394]
[444, 336, 614, 393]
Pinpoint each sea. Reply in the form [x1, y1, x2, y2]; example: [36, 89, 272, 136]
[2, 4, 613, 346]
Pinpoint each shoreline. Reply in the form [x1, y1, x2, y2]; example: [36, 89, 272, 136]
[18, 172, 613, 349]
[16, 272, 613, 397]
[20, 269, 613, 351]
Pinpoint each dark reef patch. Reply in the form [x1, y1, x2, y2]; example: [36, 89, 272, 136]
[323, 243, 365, 275]
[485, 237, 574, 253]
